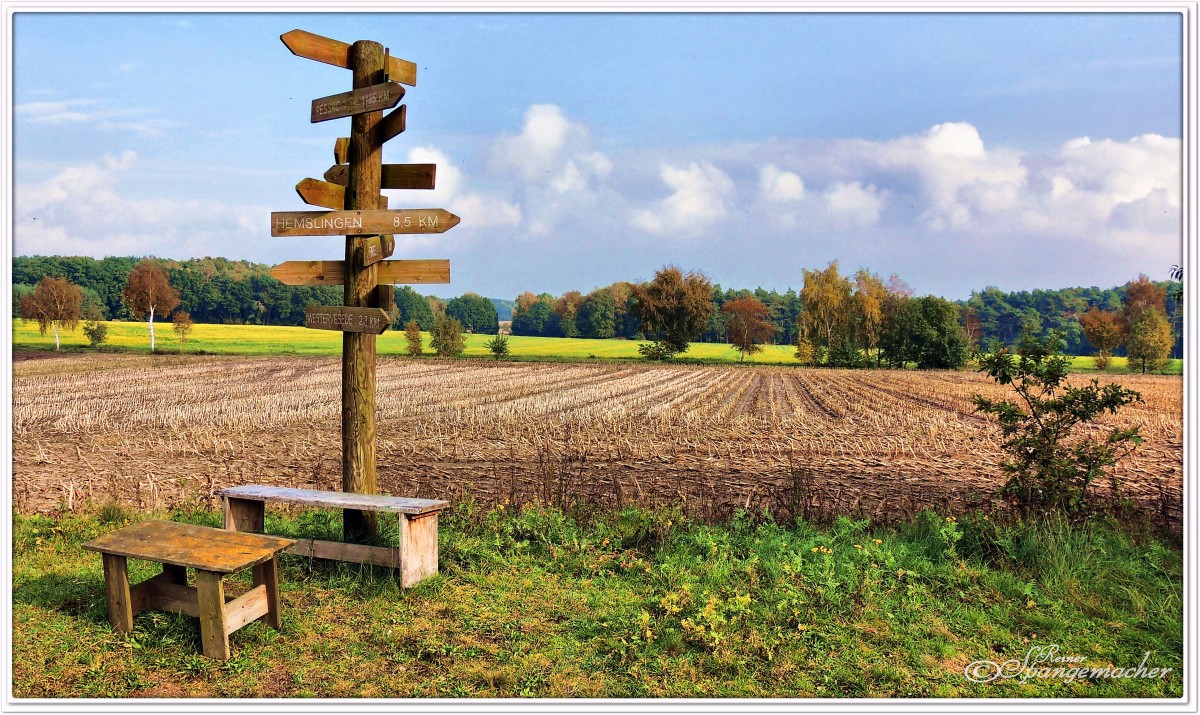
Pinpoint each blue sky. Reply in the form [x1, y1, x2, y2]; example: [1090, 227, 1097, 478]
[11, 11, 1184, 300]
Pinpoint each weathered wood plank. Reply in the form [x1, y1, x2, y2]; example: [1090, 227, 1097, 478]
[360, 236, 385, 267]
[377, 104, 406, 144]
[280, 29, 417, 86]
[162, 563, 188, 586]
[218, 485, 450, 515]
[253, 559, 282, 629]
[305, 305, 391, 334]
[287, 538, 400, 569]
[311, 81, 404, 123]
[222, 584, 269, 636]
[83, 520, 295, 574]
[145, 578, 201, 618]
[323, 163, 436, 190]
[399, 512, 440, 588]
[272, 209, 457, 236]
[102, 554, 134, 632]
[223, 497, 264, 533]
[195, 570, 229, 660]
[269, 259, 451, 286]
[334, 137, 351, 165]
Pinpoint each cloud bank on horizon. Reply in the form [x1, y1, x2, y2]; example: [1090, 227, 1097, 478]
[15, 102, 1179, 299]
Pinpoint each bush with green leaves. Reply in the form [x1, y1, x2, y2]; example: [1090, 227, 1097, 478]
[430, 314, 465, 357]
[973, 332, 1142, 517]
[485, 334, 510, 360]
[637, 341, 677, 361]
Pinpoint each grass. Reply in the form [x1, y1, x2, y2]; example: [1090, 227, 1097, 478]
[11, 320, 1184, 373]
[11, 503, 1183, 698]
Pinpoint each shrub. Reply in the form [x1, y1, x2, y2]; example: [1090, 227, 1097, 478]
[973, 332, 1142, 517]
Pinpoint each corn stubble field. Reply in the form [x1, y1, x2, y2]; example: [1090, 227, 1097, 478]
[12, 353, 1183, 525]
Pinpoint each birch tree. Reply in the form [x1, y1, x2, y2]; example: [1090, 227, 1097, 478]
[122, 260, 180, 351]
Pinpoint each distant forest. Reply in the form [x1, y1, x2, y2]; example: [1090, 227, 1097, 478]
[12, 255, 1183, 357]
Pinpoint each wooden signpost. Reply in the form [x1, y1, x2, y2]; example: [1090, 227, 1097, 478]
[323, 163, 435, 190]
[306, 305, 391, 334]
[271, 209, 459, 236]
[272, 29, 455, 543]
[311, 82, 405, 123]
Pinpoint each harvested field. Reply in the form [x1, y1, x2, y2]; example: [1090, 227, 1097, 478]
[11, 353, 1183, 524]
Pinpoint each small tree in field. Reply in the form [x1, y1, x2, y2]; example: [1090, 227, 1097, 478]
[630, 266, 714, 359]
[1078, 307, 1126, 370]
[123, 260, 180, 351]
[485, 334, 510, 360]
[973, 332, 1142, 517]
[1127, 308, 1173, 374]
[82, 307, 108, 349]
[19, 276, 83, 351]
[723, 297, 775, 362]
[430, 314, 465, 357]
[404, 320, 424, 356]
[172, 311, 193, 348]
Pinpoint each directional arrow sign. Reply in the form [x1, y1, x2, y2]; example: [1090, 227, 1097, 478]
[377, 105, 406, 144]
[272, 209, 458, 236]
[270, 260, 450, 286]
[306, 305, 391, 334]
[323, 164, 435, 190]
[295, 178, 387, 211]
[311, 81, 405, 123]
[334, 137, 350, 165]
[281, 29, 417, 86]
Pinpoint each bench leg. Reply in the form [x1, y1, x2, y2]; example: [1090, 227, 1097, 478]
[397, 512, 440, 588]
[252, 557, 282, 630]
[195, 570, 230, 660]
[223, 497, 265, 533]
[101, 554, 134, 633]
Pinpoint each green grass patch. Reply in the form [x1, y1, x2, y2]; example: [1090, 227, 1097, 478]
[12, 320, 1181, 373]
[11, 504, 1182, 698]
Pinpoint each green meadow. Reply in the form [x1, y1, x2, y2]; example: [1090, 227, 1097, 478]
[11, 504, 1183, 698]
[11, 319, 1183, 373]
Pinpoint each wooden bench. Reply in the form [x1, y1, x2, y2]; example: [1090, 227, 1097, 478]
[218, 485, 449, 588]
[82, 520, 295, 660]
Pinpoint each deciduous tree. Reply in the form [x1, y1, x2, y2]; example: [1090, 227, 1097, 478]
[853, 269, 888, 365]
[800, 261, 852, 352]
[404, 320, 424, 356]
[1078, 307, 1126, 370]
[18, 276, 83, 351]
[172, 311, 193, 346]
[430, 314, 465, 357]
[1123, 274, 1167, 325]
[1127, 308, 1173, 374]
[630, 266, 714, 358]
[122, 260, 180, 351]
[723, 297, 775, 362]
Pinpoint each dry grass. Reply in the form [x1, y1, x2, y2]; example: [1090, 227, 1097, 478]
[12, 354, 1182, 523]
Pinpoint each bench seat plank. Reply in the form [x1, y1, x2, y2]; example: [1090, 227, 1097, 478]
[219, 485, 449, 515]
[83, 520, 296, 574]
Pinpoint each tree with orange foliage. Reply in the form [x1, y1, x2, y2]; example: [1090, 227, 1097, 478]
[723, 297, 776, 362]
[18, 276, 82, 351]
[122, 260, 180, 351]
[1078, 307, 1126, 370]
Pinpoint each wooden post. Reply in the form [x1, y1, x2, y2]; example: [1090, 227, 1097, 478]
[253, 558, 283, 630]
[101, 554, 134, 633]
[195, 570, 230, 660]
[343, 39, 385, 542]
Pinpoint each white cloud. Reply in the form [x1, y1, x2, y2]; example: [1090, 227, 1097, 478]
[16, 97, 174, 137]
[391, 146, 521, 232]
[490, 104, 610, 193]
[759, 164, 805, 202]
[632, 161, 734, 236]
[824, 181, 886, 227]
[14, 152, 267, 259]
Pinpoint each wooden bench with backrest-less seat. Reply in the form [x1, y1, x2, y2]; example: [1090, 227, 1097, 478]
[82, 520, 295, 660]
[218, 485, 449, 588]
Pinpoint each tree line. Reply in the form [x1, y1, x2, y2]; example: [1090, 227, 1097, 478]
[13, 254, 1182, 370]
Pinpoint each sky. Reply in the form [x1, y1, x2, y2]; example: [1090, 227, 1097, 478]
[9, 10, 1185, 300]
